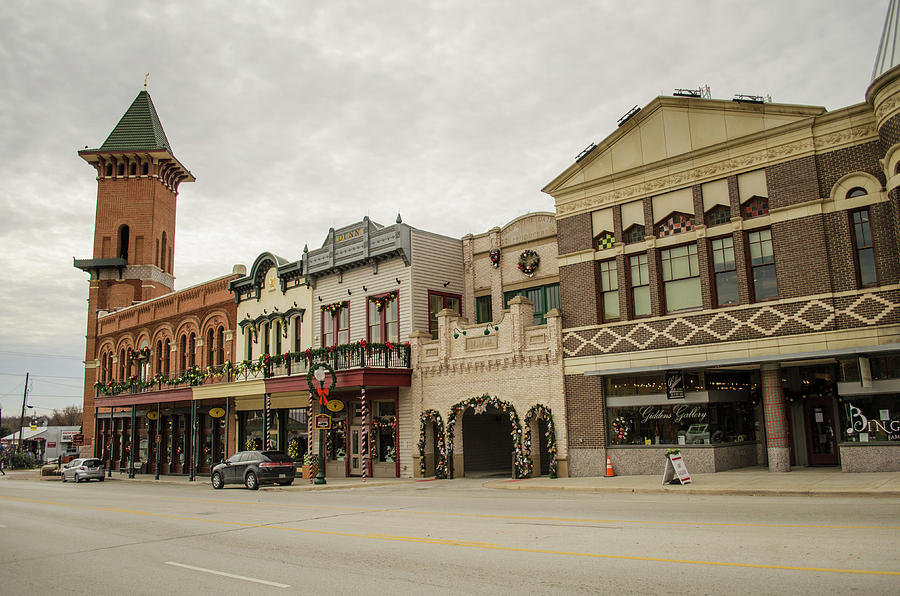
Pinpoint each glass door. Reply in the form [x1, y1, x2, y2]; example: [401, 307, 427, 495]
[349, 426, 362, 475]
[805, 398, 839, 466]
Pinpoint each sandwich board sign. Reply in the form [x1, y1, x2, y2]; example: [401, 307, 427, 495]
[662, 451, 692, 485]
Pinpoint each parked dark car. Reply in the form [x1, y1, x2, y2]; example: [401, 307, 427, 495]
[210, 451, 295, 490]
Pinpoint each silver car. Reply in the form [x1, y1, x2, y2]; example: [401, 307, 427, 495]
[61, 458, 105, 483]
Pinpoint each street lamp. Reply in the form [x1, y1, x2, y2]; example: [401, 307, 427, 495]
[313, 367, 327, 486]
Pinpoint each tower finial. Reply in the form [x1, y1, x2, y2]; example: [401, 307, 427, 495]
[144, 73, 150, 89]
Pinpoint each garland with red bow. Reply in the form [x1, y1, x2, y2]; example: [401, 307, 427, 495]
[307, 362, 337, 406]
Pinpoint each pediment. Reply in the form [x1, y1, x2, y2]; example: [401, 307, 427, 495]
[545, 97, 825, 194]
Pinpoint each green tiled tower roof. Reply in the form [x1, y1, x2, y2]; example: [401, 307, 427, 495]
[98, 90, 172, 152]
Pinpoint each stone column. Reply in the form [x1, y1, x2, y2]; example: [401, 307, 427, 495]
[761, 363, 790, 472]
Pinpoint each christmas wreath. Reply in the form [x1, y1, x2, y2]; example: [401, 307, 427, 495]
[517, 249, 540, 276]
[307, 362, 337, 405]
[489, 249, 501, 268]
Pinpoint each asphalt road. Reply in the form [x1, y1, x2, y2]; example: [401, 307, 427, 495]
[0, 477, 898, 595]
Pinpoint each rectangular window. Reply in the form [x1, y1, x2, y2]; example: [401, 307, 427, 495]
[660, 244, 701, 312]
[748, 229, 777, 300]
[599, 260, 619, 321]
[293, 317, 301, 352]
[852, 209, 877, 286]
[322, 311, 334, 347]
[274, 324, 282, 356]
[368, 293, 399, 343]
[428, 291, 462, 339]
[245, 328, 253, 360]
[629, 254, 650, 317]
[475, 295, 493, 323]
[336, 307, 349, 344]
[503, 283, 560, 325]
[710, 236, 738, 306]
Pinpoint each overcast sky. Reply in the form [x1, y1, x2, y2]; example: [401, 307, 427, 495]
[0, 0, 888, 418]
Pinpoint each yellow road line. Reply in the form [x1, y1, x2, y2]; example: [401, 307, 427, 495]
[1, 495, 898, 577]
[181, 497, 900, 531]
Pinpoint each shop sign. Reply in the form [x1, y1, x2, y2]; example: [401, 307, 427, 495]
[639, 405, 707, 425]
[662, 452, 692, 485]
[666, 371, 685, 400]
[847, 403, 900, 440]
[60, 430, 77, 442]
[315, 413, 332, 430]
[147, 411, 159, 420]
[208, 408, 226, 419]
[73, 434, 84, 446]
[326, 399, 345, 413]
[47, 442, 56, 448]
[335, 228, 362, 243]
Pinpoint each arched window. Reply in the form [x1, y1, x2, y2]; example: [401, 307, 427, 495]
[160, 232, 167, 272]
[624, 224, 645, 244]
[846, 187, 867, 199]
[142, 162, 149, 175]
[216, 326, 225, 365]
[129, 163, 136, 176]
[207, 328, 215, 366]
[100, 351, 107, 384]
[741, 196, 769, 219]
[105, 164, 113, 177]
[657, 212, 695, 238]
[293, 317, 302, 352]
[156, 340, 163, 375]
[189, 333, 196, 367]
[180, 335, 187, 373]
[163, 339, 171, 376]
[118, 225, 130, 261]
[245, 327, 254, 361]
[117, 163, 125, 176]
[594, 230, 615, 251]
[705, 205, 731, 227]
[119, 349, 126, 381]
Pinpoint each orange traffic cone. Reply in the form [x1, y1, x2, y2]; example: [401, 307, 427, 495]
[605, 456, 615, 477]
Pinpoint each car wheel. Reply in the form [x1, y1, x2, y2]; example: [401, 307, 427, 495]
[75, 474, 81, 483]
[245, 471, 259, 490]
[61, 474, 67, 482]
[211, 472, 224, 490]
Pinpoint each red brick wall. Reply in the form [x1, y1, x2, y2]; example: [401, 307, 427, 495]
[563, 373, 605, 449]
[771, 215, 831, 299]
[815, 141, 884, 197]
[559, 261, 599, 328]
[557, 212, 592, 255]
[766, 155, 819, 208]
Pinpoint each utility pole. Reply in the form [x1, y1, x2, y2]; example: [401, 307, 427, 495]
[18, 373, 29, 454]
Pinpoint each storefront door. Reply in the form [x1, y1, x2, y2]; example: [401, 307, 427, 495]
[349, 425, 363, 476]
[804, 398, 839, 466]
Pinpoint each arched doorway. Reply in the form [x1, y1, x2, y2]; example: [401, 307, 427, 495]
[523, 404, 559, 478]
[446, 394, 527, 479]
[417, 409, 447, 478]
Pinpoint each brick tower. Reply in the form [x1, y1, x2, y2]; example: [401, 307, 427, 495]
[74, 89, 194, 450]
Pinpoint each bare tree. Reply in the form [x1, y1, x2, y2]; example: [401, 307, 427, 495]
[49, 406, 83, 427]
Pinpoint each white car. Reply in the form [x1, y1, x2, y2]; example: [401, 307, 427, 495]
[61, 458, 105, 483]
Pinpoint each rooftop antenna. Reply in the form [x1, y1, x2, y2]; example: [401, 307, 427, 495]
[700, 85, 711, 99]
[144, 73, 150, 89]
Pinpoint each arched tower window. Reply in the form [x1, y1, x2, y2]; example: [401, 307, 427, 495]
[142, 162, 149, 175]
[846, 187, 867, 199]
[119, 349, 126, 381]
[160, 232, 167, 272]
[118, 225, 130, 262]
[189, 333, 196, 367]
[216, 326, 225, 365]
[129, 163, 136, 176]
[156, 340, 163, 375]
[105, 164, 113, 177]
[117, 163, 125, 176]
[207, 328, 215, 366]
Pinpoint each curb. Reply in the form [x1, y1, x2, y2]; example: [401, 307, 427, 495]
[481, 481, 900, 498]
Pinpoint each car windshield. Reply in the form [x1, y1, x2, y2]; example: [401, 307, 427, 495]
[262, 451, 291, 463]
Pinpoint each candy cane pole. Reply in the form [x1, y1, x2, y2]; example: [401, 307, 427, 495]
[361, 386, 368, 483]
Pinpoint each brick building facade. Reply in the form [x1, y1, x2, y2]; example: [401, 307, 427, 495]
[543, 20, 900, 475]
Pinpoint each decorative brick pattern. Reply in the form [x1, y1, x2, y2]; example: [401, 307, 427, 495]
[562, 288, 900, 357]
[879, 112, 900, 152]
[741, 196, 769, 218]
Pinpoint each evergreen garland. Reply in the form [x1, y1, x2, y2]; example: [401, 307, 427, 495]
[522, 404, 558, 479]
[417, 409, 448, 479]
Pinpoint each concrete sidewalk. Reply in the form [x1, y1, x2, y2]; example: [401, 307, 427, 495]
[483, 466, 900, 498]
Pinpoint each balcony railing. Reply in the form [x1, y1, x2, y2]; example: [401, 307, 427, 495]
[95, 341, 411, 397]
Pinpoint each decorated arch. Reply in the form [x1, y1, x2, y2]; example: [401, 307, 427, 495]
[446, 394, 528, 479]
[523, 404, 559, 479]
[417, 409, 448, 479]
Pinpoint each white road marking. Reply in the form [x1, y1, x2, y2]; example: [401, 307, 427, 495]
[164, 562, 290, 588]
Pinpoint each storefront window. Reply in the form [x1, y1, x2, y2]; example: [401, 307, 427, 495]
[285, 408, 309, 463]
[837, 395, 900, 442]
[374, 401, 397, 463]
[241, 411, 264, 451]
[606, 373, 702, 397]
[327, 418, 347, 460]
[608, 402, 756, 446]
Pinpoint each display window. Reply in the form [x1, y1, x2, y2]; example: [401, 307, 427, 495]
[838, 395, 900, 442]
[608, 402, 756, 446]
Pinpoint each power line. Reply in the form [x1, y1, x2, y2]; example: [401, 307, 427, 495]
[0, 373, 83, 380]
